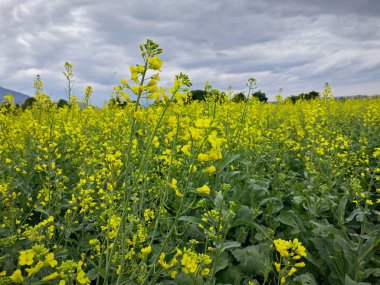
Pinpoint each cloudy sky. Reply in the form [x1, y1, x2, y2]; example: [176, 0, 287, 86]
[1, 0, 380, 104]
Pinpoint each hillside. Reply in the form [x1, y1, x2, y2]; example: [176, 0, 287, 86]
[0, 86, 30, 105]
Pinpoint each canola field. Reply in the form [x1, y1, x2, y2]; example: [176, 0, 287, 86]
[1, 41, 380, 285]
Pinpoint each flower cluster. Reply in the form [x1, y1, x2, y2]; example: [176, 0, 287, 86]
[158, 247, 212, 279]
[274, 238, 307, 284]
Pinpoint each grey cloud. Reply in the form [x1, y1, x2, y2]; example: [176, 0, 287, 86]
[0, 0, 379, 105]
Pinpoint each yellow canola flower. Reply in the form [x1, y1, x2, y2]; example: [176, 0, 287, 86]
[203, 165, 216, 174]
[159, 253, 170, 269]
[195, 118, 211, 128]
[0, 183, 7, 196]
[131, 85, 144, 95]
[170, 270, 177, 279]
[189, 127, 202, 141]
[169, 178, 183, 198]
[181, 250, 198, 274]
[288, 267, 297, 276]
[208, 131, 223, 149]
[148, 56, 163, 70]
[274, 239, 292, 257]
[141, 245, 152, 257]
[0, 271, 6, 277]
[10, 269, 24, 284]
[169, 178, 178, 189]
[144, 209, 155, 222]
[45, 252, 58, 268]
[201, 268, 210, 276]
[292, 238, 307, 257]
[209, 149, 223, 161]
[196, 185, 211, 195]
[198, 153, 210, 162]
[76, 270, 90, 284]
[189, 164, 197, 172]
[42, 272, 60, 281]
[4, 95, 15, 106]
[120, 78, 129, 88]
[26, 261, 44, 277]
[181, 144, 191, 156]
[274, 261, 281, 272]
[19, 250, 35, 266]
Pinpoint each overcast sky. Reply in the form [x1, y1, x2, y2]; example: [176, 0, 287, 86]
[1, 0, 380, 104]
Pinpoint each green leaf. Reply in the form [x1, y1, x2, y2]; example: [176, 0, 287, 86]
[336, 196, 348, 225]
[239, 179, 270, 207]
[215, 251, 230, 273]
[34, 206, 50, 216]
[344, 274, 371, 285]
[233, 205, 254, 226]
[178, 216, 196, 223]
[232, 243, 271, 276]
[214, 191, 227, 214]
[86, 268, 98, 281]
[346, 209, 368, 222]
[221, 241, 241, 252]
[360, 267, 380, 279]
[358, 235, 380, 263]
[310, 237, 345, 284]
[169, 273, 203, 285]
[294, 273, 318, 285]
[293, 195, 306, 205]
[234, 226, 249, 243]
[276, 210, 301, 233]
[259, 197, 283, 214]
[248, 178, 270, 191]
[252, 222, 269, 242]
[219, 154, 240, 172]
[215, 264, 244, 285]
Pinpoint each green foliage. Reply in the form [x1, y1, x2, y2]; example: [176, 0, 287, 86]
[108, 97, 128, 108]
[56, 99, 69, 108]
[188, 89, 227, 104]
[22, 97, 36, 110]
[251, 90, 268, 102]
[287, 91, 320, 104]
[188, 90, 208, 102]
[232, 92, 246, 103]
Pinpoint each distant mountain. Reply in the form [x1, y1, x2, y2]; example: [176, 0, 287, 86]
[0, 86, 30, 105]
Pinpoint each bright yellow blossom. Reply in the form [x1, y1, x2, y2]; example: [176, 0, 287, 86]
[19, 250, 35, 266]
[170, 270, 177, 279]
[141, 245, 152, 258]
[274, 261, 281, 272]
[203, 165, 216, 174]
[288, 267, 297, 276]
[45, 252, 58, 267]
[196, 185, 211, 195]
[10, 269, 24, 283]
[76, 270, 90, 284]
[169, 178, 183, 198]
[42, 272, 60, 281]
